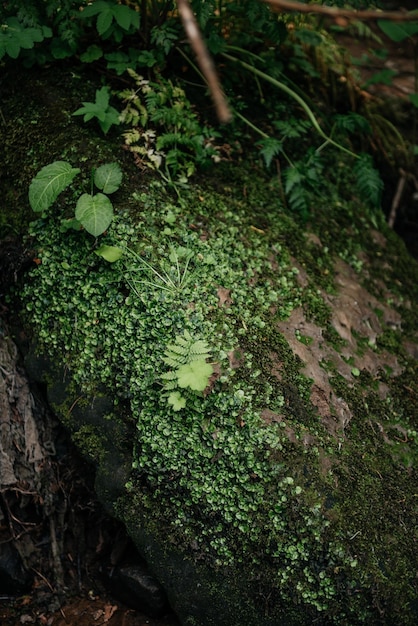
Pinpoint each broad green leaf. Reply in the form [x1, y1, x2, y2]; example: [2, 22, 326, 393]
[94, 162, 122, 193]
[29, 161, 80, 213]
[75, 193, 114, 236]
[5, 39, 20, 58]
[97, 9, 113, 36]
[378, 19, 418, 42]
[177, 359, 213, 392]
[95, 244, 123, 262]
[113, 5, 133, 30]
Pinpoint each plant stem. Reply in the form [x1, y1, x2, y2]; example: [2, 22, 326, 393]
[221, 52, 359, 159]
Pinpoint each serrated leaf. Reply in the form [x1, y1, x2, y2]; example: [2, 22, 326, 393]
[259, 137, 283, 168]
[177, 359, 213, 392]
[75, 193, 114, 236]
[73, 102, 105, 121]
[5, 39, 20, 58]
[354, 154, 383, 208]
[80, 44, 103, 63]
[95, 244, 123, 262]
[95, 86, 110, 110]
[29, 161, 80, 213]
[94, 163, 122, 193]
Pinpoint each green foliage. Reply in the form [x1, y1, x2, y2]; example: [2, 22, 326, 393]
[161, 330, 214, 409]
[29, 161, 80, 214]
[73, 86, 121, 135]
[120, 69, 220, 183]
[354, 154, 384, 208]
[0, 16, 50, 60]
[29, 161, 122, 236]
[78, 0, 140, 38]
[377, 18, 418, 43]
[21, 173, 416, 622]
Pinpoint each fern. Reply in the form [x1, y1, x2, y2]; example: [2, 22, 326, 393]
[163, 331, 211, 367]
[354, 154, 383, 208]
[161, 331, 213, 410]
[258, 137, 283, 168]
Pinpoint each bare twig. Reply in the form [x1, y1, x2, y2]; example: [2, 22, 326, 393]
[176, 0, 232, 123]
[388, 170, 407, 228]
[263, 0, 418, 22]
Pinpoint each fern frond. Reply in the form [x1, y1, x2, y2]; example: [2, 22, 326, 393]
[189, 339, 211, 356]
[354, 154, 383, 208]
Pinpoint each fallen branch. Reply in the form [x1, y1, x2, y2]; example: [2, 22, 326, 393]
[176, 0, 232, 123]
[263, 0, 418, 22]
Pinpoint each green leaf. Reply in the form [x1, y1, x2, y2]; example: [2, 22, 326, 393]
[95, 244, 123, 262]
[29, 161, 80, 213]
[79, 1, 109, 18]
[97, 9, 113, 36]
[73, 102, 104, 121]
[113, 4, 133, 31]
[94, 163, 123, 193]
[167, 391, 187, 411]
[409, 93, 418, 109]
[80, 44, 103, 63]
[95, 86, 110, 110]
[177, 359, 213, 392]
[75, 193, 114, 236]
[258, 137, 283, 168]
[354, 154, 383, 208]
[99, 107, 120, 134]
[378, 19, 418, 42]
[60, 218, 82, 233]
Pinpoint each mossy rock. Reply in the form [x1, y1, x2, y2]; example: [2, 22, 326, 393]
[4, 66, 418, 625]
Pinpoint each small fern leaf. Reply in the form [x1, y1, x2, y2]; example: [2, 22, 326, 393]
[189, 339, 210, 356]
[354, 154, 383, 208]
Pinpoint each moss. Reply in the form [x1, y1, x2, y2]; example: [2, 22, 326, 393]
[6, 64, 418, 625]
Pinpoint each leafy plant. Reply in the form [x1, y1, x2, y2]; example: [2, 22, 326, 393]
[29, 161, 123, 236]
[73, 86, 121, 135]
[119, 68, 221, 184]
[95, 243, 194, 298]
[0, 16, 51, 60]
[78, 0, 140, 39]
[161, 331, 214, 410]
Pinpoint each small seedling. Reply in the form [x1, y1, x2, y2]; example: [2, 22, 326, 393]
[73, 86, 120, 134]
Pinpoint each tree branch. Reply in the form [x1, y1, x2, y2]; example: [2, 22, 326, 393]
[263, 0, 418, 22]
[176, 0, 232, 123]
